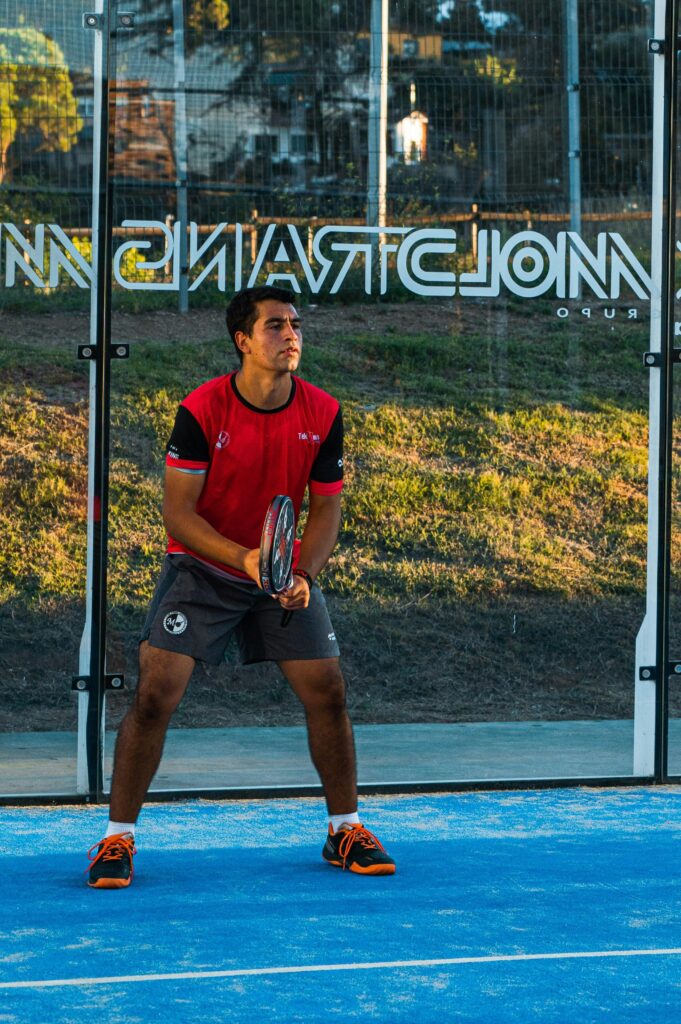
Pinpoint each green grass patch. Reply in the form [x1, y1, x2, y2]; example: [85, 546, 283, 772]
[0, 311, 655, 612]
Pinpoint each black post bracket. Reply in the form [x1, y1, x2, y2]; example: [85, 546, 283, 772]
[648, 38, 681, 55]
[77, 343, 130, 360]
[643, 349, 681, 367]
[83, 12, 104, 30]
[83, 12, 135, 30]
[72, 674, 126, 692]
[639, 663, 681, 682]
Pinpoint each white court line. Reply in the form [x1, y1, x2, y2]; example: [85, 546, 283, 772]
[3, 948, 681, 990]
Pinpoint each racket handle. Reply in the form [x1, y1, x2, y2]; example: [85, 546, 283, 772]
[281, 610, 293, 628]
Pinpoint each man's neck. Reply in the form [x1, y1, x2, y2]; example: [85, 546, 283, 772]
[234, 367, 292, 410]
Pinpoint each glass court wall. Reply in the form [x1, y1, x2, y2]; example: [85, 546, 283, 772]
[0, 0, 94, 795]
[1, 0, 674, 800]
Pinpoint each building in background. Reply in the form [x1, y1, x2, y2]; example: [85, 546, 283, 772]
[1, 1, 654, 226]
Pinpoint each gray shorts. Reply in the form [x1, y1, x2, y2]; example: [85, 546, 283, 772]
[140, 555, 340, 666]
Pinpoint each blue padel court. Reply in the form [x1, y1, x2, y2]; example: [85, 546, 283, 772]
[2, 787, 681, 1023]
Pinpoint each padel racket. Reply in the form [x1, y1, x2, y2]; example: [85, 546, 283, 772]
[259, 495, 295, 626]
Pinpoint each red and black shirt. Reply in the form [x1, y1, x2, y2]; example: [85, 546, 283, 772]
[165, 372, 343, 578]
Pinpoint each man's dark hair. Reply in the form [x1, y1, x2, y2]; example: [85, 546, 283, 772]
[226, 285, 298, 363]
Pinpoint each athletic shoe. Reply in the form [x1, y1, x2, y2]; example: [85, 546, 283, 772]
[322, 823, 396, 875]
[87, 832, 136, 889]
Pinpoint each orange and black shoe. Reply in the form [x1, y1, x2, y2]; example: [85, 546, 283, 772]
[87, 832, 136, 889]
[322, 823, 396, 876]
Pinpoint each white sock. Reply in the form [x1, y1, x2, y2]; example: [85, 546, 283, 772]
[106, 821, 136, 839]
[330, 812, 361, 833]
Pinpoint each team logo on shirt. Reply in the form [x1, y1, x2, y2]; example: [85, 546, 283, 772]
[298, 431, 321, 444]
[216, 430, 230, 449]
[163, 611, 188, 634]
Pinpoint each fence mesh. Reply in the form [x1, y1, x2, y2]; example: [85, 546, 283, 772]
[0, 0, 664, 790]
[0, 0, 655, 305]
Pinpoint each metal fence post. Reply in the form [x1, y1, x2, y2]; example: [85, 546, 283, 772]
[367, 0, 388, 230]
[565, 0, 582, 238]
[77, 0, 117, 800]
[634, 0, 679, 780]
[173, 0, 189, 313]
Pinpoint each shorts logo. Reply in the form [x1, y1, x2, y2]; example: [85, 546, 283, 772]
[164, 611, 188, 635]
[328, 632, 336, 641]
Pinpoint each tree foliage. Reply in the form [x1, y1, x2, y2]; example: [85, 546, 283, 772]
[0, 28, 82, 184]
[187, 0, 230, 48]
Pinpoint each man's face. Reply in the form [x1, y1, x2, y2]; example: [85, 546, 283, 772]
[237, 300, 302, 373]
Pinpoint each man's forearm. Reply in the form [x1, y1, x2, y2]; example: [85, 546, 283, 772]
[296, 496, 342, 579]
[164, 507, 258, 579]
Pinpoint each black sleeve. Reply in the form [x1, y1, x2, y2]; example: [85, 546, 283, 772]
[310, 406, 344, 484]
[166, 404, 210, 464]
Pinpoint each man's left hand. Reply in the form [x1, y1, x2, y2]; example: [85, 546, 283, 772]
[278, 573, 311, 612]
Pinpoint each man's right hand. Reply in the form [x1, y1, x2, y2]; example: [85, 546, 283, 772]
[243, 547, 265, 588]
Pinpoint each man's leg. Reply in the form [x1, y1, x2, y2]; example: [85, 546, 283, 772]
[109, 641, 195, 823]
[88, 642, 195, 888]
[278, 657, 357, 814]
[279, 657, 395, 875]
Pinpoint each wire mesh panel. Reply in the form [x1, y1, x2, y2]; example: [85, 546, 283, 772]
[0, 0, 658, 795]
[0, 0, 95, 795]
[99, 0, 655, 793]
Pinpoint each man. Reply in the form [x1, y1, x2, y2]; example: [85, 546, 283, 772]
[87, 285, 395, 887]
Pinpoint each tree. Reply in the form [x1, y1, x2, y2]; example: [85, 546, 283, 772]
[186, 0, 230, 49]
[132, 0, 230, 56]
[0, 27, 83, 185]
[188, 0, 230, 31]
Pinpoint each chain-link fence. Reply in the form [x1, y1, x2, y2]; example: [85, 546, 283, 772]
[0, 0, 654, 305]
[5, 0, 680, 800]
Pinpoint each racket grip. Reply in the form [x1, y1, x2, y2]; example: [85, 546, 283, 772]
[281, 609, 293, 628]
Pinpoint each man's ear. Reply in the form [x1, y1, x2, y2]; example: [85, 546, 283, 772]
[234, 330, 250, 356]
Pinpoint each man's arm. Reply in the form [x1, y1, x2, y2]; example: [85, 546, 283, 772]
[278, 490, 342, 612]
[162, 467, 261, 583]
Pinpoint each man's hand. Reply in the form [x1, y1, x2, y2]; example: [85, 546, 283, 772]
[277, 573, 311, 612]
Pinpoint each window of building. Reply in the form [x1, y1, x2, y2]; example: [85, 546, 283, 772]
[254, 134, 279, 157]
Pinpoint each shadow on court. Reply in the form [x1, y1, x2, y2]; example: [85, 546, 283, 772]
[2, 790, 681, 1022]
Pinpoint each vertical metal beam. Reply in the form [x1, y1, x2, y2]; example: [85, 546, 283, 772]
[653, 0, 679, 780]
[565, 0, 582, 236]
[635, 0, 678, 780]
[172, 0, 189, 312]
[82, 0, 117, 800]
[77, 0, 107, 795]
[367, 0, 388, 228]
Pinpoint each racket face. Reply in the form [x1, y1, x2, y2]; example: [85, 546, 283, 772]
[259, 495, 295, 594]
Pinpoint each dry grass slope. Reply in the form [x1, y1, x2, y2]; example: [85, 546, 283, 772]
[1, 300, 674, 731]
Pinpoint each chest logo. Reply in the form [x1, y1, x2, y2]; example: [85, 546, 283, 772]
[216, 430, 230, 449]
[298, 431, 321, 444]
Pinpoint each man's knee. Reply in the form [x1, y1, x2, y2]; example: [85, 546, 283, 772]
[133, 643, 194, 721]
[295, 661, 347, 715]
